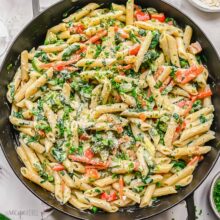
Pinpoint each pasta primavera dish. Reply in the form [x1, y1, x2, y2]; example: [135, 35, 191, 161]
[7, 0, 214, 213]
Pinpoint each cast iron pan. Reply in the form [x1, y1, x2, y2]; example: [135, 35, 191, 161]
[0, 0, 220, 219]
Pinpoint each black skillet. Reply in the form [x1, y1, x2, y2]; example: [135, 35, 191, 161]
[0, 0, 220, 219]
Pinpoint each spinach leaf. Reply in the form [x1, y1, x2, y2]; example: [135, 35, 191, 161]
[172, 160, 186, 172]
[141, 49, 160, 69]
[150, 30, 160, 49]
[62, 44, 80, 61]
[51, 143, 67, 162]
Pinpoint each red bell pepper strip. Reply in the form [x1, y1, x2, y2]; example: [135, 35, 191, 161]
[129, 44, 141, 55]
[135, 11, 150, 21]
[175, 65, 204, 84]
[52, 164, 65, 171]
[86, 168, 100, 179]
[100, 191, 118, 202]
[196, 88, 212, 99]
[151, 13, 166, 22]
[119, 176, 124, 199]
[86, 30, 107, 44]
[68, 155, 108, 167]
[84, 148, 94, 160]
[188, 156, 202, 166]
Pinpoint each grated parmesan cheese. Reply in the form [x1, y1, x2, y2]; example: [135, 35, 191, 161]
[200, 0, 220, 7]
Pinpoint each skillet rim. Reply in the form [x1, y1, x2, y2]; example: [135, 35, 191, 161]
[0, 0, 220, 219]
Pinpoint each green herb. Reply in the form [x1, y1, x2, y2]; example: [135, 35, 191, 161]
[13, 111, 23, 119]
[91, 206, 99, 213]
[154, 80, 162, 89]
[138, 29, 147, 36]
[199, 114, 207, 123]
[142, 176, 153, 184]
[173, 113, 180, 122]
[141, 49, 160, 69]
[80, 84, 94, 99]
[170, 67, 177, 78]
[34, 51, 50, 63]
[146, 7, 158, 14]
[175, 185, 183, 190]
[156, 120, 168, 133]
[165, 17, 177, 26]
[156, 182, 162, 187]
[56, 120, 65, 138]
[51, 143, 67, 162]
[112, 173, 119, 179]
[133, 186, 145, 193]
[62, 44, 80, 61]
[128, 162, 134, 171]
[26, 135, 39, 143]
[7, 63, 13, 71]
[91, 134, 114, 153]
[190, 100, 202, 113]
[116, 152, 129, 160]
[180, 58, 189, 68]
[161, 84, 173, 95]
[94, 45, 103, 58]
[95, 188, 102, 193]
[172, 160, 186, 172]
[36, 123, 52, 133]
[78, 146, 83, 155]
[129, 31, 141, 43]
[69, 146, 77, 154]
[36, 162, 54, 184]
[115, 32, 122, 45]
[150, 30, 160, 49]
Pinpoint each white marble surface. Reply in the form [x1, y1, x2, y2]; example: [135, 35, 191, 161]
[0, 0, 220, 219]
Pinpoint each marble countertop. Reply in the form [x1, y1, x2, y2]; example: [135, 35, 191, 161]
[0, 0, 220, 219]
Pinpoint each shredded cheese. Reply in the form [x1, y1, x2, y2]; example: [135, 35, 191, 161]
[199, 0, 220, 7]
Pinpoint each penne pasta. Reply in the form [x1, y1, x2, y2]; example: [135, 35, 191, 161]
[7, 0, 214, 213]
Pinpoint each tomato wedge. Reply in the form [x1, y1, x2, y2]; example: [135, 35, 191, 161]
[151, 13, 166, 22]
